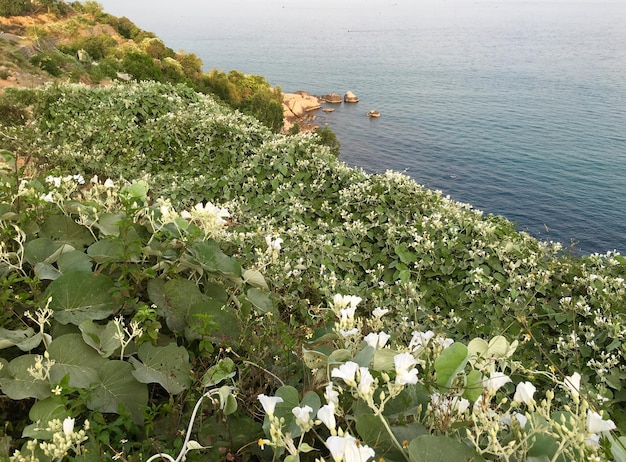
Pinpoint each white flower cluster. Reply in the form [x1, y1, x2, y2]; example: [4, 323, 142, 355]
[11, 417, 89, 462]
[149, 198, 231, 237]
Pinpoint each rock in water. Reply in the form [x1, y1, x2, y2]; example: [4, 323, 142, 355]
[344, 91, 359, 103]
[321, 93, 342, 104]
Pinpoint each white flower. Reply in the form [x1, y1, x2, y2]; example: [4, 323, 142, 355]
[500, 412, 528, 428]
[62, 417, 75, 435]
[257, 394, 283, 417]
[484, 372, 512, 392]
[325, 382, 340, 406]
[394, 353, 419, 385]
[331, 361, 359, 387]
[372, 307, 389, 318]
[292, 405, 313, 428]
[339, 307, 357, 322]
[326, 434, 376, 462]
[40, 192, 54, 203]
[435, 336, 454, 349]
[45, 175, 61, 188]
[431, 393, 470, 414]
[332, 294, 362, 310]
[408, 330, 435, 351]
[513, 381, 536, 404]
[357, 367, 376, 398]
[265, 235, 284, 251]
[564, 372, 581, 398]
[587, 410, 616, 433]
[193, 201, 230, 226]
[339, 327, 360, 338]
[363, 332, 390, 349]
[317, 403, 336, 432]
[103, 178, 115, 188]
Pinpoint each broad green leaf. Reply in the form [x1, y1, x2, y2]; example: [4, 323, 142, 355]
[189, 240, 241, 278]
[121, 180, 149, 204]
[186, 298, 238, 342]
[246, 288, 275, 315]
[486, 336, 509, 357]
[408, 435, 485, 462]
[45, 272, 116, 325]
[79, 320, 121, 358]
[202, 357, 236, 387]
[24, 238, 66, 266]
[463, 369, 484, 403]
[467, 338, 489, 366]
[95, 212, 125, 237]
[0, 358, 8, 378]
[434, 342, 468, 390]
[15, 332, 50, 352]
[328, 349, 352, 364]
[302, 348, 327, 370]
[29, 397, 67, 423]
[355, 413, 404, 460]
[373, 348, 399, 371]
[607, 434, 626, 462]
[23, 398, 67, 439]
[243, 268, 269, 290]
[148, 279, 205, 333]
[34, 262, 62, 280]
[48, 333, 107, 388]
[40, 215, 94, 248]
[218, 385, 238, 415]
[395, 245, 416, 264]
[300, 390, 321, 416]
[57, 250, 93, 273]
[87, 239, 125, 264]
[87, 360, 148, 424]
[129, 342, 192, 394]
[0, 327, 35, 350]
[0, 355, 51, 400]
[353, 345, 375, 367]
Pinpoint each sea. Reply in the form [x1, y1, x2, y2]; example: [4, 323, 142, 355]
[98, 0, 626, 256]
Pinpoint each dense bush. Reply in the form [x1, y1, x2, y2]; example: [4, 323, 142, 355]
[120, 51, 163, 81]
[0, 0, 29, 17]
[58, 34, 118, 61]
[1, 81, 624, 461]
[198, 70, 284, 132]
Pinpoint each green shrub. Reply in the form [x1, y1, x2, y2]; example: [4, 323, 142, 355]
[315, 125, 341, 156]
[58, 33, 118, 61]
[0, 0, 28, 16]
[121, 51, 163, 81]
[30, 51, 75, 77]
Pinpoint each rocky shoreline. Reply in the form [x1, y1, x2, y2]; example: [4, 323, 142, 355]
[281, 90, 361, 133]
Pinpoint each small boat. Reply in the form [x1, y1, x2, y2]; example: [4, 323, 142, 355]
[367, 110, 381, 118]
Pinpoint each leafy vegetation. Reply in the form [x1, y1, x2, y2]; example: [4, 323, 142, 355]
[0, 81, 624, 461]
[0, 2, 284, 132]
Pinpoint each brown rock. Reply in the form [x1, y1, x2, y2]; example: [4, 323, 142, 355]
[344, 91, 359, 103]
[321, 93, 342, 104]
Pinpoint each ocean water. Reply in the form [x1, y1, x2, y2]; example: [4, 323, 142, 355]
[99, 0, 626, 255]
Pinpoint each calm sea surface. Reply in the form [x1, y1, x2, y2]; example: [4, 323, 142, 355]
[99, 0, 626, 255]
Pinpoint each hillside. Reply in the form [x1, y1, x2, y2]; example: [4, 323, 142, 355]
[0, 2, 288, 133]
[0, 4, 625, 462]
[0, 80, 624, 460]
